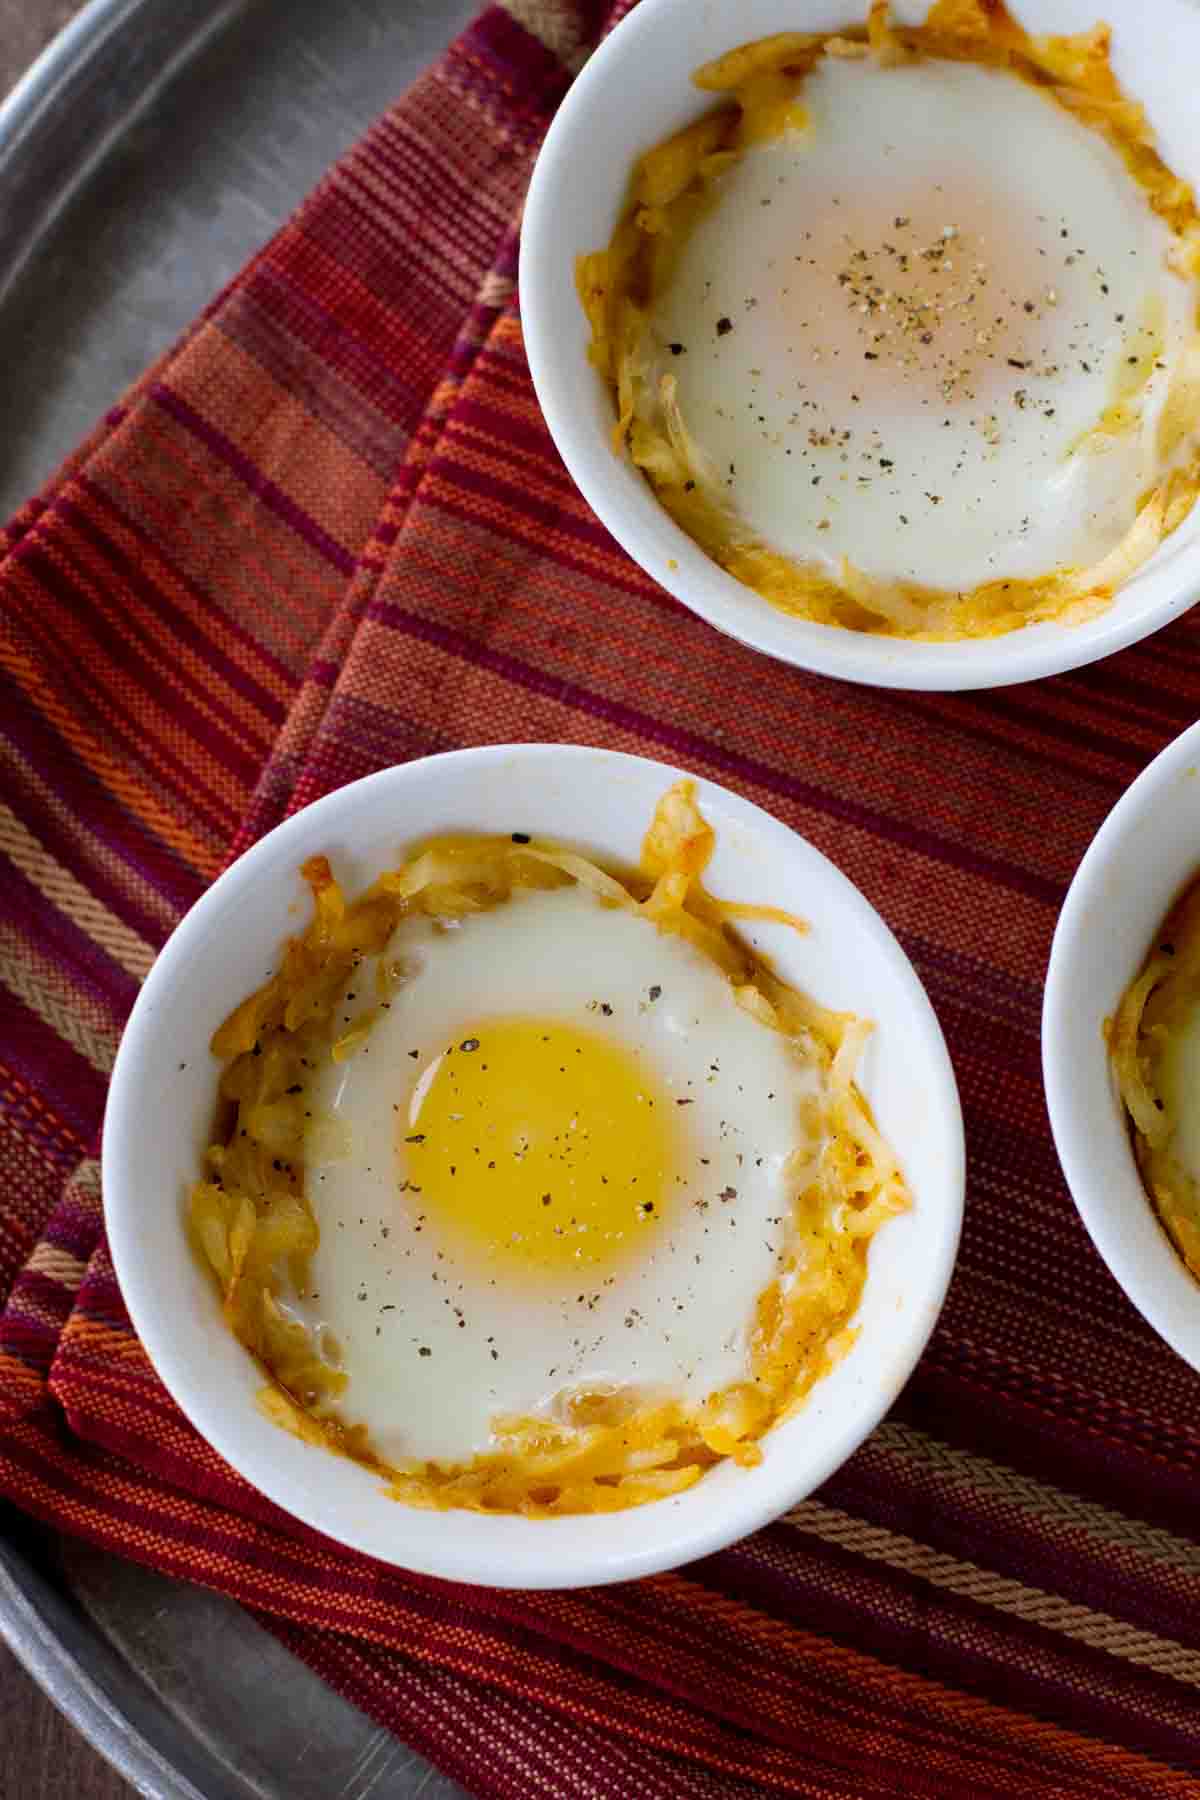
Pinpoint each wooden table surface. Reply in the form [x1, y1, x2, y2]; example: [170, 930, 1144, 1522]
[1, 14, 136, 1799]
[1, 1647, 134, 1800]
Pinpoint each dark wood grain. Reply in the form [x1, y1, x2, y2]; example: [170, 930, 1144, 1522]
[0, 0, 82, 96]
[0, 1639, 135, 1799]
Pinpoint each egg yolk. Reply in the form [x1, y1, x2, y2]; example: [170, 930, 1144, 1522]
[778, 185, 1041, 418]
[399, 1017, 683, 1272]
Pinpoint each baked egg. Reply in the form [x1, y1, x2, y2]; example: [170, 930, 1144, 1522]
[191, 785, 909, 1515]
[578, 0, 1200, 638]
[1109, 873, 1200, 1280]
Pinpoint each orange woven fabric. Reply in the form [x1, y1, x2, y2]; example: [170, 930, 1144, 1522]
[3, 3, 1200, 1794]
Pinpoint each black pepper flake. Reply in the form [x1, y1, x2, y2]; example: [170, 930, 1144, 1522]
[719, 1186, 737, 1203]
[669, 341, 686, 356]
[286, 1084, 303, 1095]
[1161, 943, 1176, 956]
[511, 831, 531, 844]
[418, 1347, 432, 1357]
[460, 1038, 481, 1052]
[716, 316, 733, 336]
[405, 1133, 426, 1144]
[648, 985, 662, 1002]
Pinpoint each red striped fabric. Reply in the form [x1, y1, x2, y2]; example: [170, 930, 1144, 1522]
[2, 2, 1200, 1793]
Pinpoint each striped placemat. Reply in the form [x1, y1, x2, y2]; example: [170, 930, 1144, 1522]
[1, 3, 1199, 1793]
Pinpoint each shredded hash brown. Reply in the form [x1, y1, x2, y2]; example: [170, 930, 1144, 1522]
[191, 784, 910, 1515]
[577, 0, 1200, 641]
[1109, 873, 1200, 1280]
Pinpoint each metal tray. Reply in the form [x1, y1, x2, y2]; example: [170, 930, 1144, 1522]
[0, 0, 481, 1790]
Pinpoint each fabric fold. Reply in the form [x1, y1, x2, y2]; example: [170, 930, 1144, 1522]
[2, 2, 1200, 1795]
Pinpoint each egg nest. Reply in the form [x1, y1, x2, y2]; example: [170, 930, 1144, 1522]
[578, 0, 1200, 640]
[1109, 872, 1200, 1281]
[191, 784, 909, 1516]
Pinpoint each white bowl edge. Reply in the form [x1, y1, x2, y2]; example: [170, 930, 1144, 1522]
[518, 0, 1200, 693]
[1043, 720, 1200, 1373]
[104, 744, 964, 1587]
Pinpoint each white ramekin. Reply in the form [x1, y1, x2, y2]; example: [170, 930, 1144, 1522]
[104, 745, 963, 1586]
[519, 0, 1200, 692]
[1044, 721, 1200, 1373]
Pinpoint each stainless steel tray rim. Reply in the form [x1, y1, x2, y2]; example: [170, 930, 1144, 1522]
[0, 1551, 202, 1800]
[0, 0, 478, 1791]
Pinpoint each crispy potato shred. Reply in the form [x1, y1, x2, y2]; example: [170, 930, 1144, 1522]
[191, 783, 910, 1516]
[1109, 874, 1200, 1281]
[577, 0, 1200, 641]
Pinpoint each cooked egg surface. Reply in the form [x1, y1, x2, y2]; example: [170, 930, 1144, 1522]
[649, 56, 1191, 590]
[403, 1017, 685, 1273]
[1154, 995, 1200, 1182]
[297, 884, 817, 1465]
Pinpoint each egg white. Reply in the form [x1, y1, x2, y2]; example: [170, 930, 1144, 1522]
[1157, 997, 1200, 1183]
[652, 55, 1191, 590]
[296, 883, 818, 1465]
